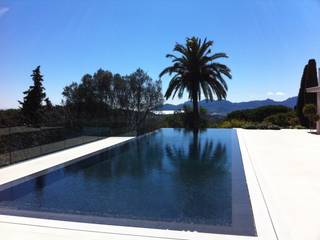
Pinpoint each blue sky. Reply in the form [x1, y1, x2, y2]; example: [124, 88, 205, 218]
[1, 0, 320, 109]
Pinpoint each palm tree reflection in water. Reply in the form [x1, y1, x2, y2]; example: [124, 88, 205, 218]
[165, 129, 231, 224]
[166, 129, 229, 181]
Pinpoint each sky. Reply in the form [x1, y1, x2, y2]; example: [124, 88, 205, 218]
[1, 0, 320, 109]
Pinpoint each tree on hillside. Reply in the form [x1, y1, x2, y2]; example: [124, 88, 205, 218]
[127, 69, 163, 134]
[113, 73, 129, 110]
[227, 105, 292, 122]
[159, 37, 232, 129]
[19, 66, 46, 126]
[296, 59, 318, 127]
[93, 69, 113, 108]
[62, 68, 163, 134]
[45, 97, 53, 110]
[62, 82, 80, 127]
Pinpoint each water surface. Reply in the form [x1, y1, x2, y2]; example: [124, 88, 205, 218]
[0, 128, 256, 236]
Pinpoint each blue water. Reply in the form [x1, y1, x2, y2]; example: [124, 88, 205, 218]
[0, 128, 256, 235]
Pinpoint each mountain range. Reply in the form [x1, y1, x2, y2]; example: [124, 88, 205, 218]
[158, 96, 298, 115]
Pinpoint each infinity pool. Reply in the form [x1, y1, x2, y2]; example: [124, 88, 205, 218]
[0, 128, 256, 236]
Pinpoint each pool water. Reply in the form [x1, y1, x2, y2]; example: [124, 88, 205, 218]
[0, 128, 256, 236]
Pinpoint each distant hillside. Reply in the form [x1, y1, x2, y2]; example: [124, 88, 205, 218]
[158, 96, 297, 115]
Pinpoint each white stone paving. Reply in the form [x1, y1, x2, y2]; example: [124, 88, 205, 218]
[238, 129, 320, 240]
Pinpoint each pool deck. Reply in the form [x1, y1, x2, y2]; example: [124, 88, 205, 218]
[237, 129, 320, 240]
[0, 130, 319, 239]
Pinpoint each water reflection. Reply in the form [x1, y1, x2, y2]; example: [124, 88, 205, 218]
[164, 129, 232, 225]
[0, 129, 243, 232]
[65, 133, 164, 180]
[166, 129, 229, 180]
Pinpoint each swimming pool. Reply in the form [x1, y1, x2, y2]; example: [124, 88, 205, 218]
[0, 128, 256, 236]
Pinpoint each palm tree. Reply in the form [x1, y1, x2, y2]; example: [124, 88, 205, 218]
[159, 37, 232, 128]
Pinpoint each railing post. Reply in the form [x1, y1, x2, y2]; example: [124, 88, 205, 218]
[9, 126, 12, 165]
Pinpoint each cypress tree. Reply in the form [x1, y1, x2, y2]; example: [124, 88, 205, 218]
[19, 66, 46, 126]
[296, 59, 318, 127]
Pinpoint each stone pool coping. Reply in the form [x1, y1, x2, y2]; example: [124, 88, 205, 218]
[0, 130, 281, 240]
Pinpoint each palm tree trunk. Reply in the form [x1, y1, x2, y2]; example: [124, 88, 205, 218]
[192, 94, 200, 129]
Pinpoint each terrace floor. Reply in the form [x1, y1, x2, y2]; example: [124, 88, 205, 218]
[237, 129, 320, 240]
[0, 129, 319, 240]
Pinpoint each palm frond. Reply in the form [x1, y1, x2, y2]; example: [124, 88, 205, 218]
[160, 37, 231, 104]
[210, 52, 228, 60]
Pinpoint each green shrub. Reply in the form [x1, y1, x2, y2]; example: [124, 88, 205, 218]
[219, 119, 250, 128]
[219, 119, 282, 130]
[163, 113, 184, 128]
[264, 112, 298, 127]
[293, 125, 306, 129]
[256, 122, 281, 130]
[227, 105, 292, 122]
[303, 104, 318, 129]
[0, 109, 23, 127]
[243, 123, 258, 129]
[266, 124, 281, 130]
[256, 122, 269, 129]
